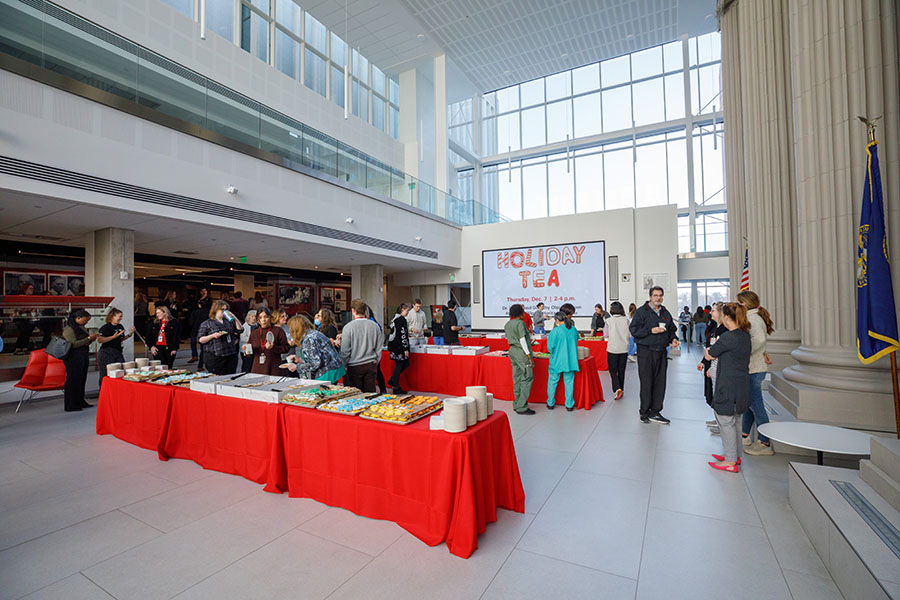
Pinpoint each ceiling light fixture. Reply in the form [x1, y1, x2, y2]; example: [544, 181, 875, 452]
[226, 185, 238, 195]
[416, 33, 425, 40]
[345, 217, 354, 224]
[415, 236, 422, 242]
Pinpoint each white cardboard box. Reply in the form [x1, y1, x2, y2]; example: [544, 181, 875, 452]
[450, 345, 489, 356]
[409, 345, 428, 354]
[190, 373, 264, 394]
[425, 346, 453, 354]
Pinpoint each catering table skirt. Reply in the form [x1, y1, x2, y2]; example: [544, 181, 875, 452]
[96, 379, 525, 558]
[536, 338, 609, 370]
[282, 408, 524, 558]
[380, 350, 481, 396]
[476, 354, 604, 410]
[428, 336, 510, 352]
[96, 378, 174, 456]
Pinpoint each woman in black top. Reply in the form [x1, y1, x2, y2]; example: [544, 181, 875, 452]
[198, 300, 243, 375]
[698, 302, 727, 409]
[62, 309, 99, 411]
[97, 308, 135, 391]
[705, 303, 752, 473]
[387, 304, 410, 393]
[148, 306, 180, 369]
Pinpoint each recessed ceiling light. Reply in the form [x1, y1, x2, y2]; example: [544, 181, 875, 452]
[626, 33, 635, 40]
[561, 52, 568, 58]
[230, 256, 235, 260]
[504, 70, 511, 74]
[416, 33, 424, 40]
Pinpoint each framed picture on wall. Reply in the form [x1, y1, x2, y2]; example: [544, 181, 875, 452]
[320, 287, 334, 303]
[48, 274, 69, 296]
[334, 299, 346, 312]
[66, 276, 85, 296]
[4, 272, 46, 295]
[334, 288, 344, 302]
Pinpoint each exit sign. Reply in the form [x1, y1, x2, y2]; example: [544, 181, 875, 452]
[239, 256, 248, 263]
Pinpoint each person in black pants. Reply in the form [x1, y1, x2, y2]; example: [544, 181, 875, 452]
[629, 286, 679, 424]
[198, 300, 243, 375]
[386, 304, 410, 393]
[148, 306, 180, 369]
[96, 307, 135, 391]
[443, 300, 461, 345]
[62, 309, 98, 411]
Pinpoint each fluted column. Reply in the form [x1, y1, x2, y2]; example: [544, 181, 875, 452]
[721, 0, 802, 370]
[778, 0, 900, 432]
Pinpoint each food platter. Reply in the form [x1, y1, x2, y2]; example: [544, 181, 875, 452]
[281, 386, 361, 408]
[316, 393, 382, 416]
[359, 395, 443, 425]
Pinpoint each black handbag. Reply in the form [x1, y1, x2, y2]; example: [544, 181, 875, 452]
[45, 335, 71, 359]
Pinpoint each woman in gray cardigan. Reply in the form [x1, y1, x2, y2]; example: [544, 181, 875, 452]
[704, 303, 752, 473]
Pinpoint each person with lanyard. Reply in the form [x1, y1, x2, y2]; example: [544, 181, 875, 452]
[239, 310, 257, 373]
[248, 307, 289, 375]
[532, 302, 546, 335]
[96, 307, 135, 391]
[546, 310, 580, 411]
[198, 300, 244, 375]
[285, 315, 345, 383]
[149, 306, 180, 369]
[443, 300, 462, 344]
[62, 308, 99, 411]
[505, 304, 535, 415]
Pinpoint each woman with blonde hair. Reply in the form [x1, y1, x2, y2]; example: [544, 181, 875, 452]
[705, 302, 752, 472]
[149, 305, 180, 369]
[286, 315, 345, 383]
[736, 290, 776, 456]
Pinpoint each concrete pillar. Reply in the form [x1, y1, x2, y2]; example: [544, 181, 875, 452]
[399, 68, 419, 181]
[434, 284, 450, 305]
[434, 54, 448, 200]
[351, 264, 385, 326]
[233, 274, 254, 301]
[771, 0, 900, 432]
[720, 0, 801, 371]
[85, 228, 135, 360]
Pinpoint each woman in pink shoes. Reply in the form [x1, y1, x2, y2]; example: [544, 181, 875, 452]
[704, 303, 752, 473]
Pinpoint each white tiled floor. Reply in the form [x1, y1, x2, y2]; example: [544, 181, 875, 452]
[0, 347, 848, 599]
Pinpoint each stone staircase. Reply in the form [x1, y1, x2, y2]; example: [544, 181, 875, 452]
[790, 436, 900, 599]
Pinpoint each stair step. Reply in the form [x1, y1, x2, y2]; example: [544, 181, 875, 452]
[872, 437, 900, 485]
[861, 459, 900, 515]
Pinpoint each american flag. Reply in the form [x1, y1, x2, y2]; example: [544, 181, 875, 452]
[740, 244, 750, 291]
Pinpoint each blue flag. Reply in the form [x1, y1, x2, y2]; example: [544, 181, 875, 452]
[857, 140, 899, 364]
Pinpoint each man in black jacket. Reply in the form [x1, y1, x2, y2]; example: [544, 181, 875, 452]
[629, 286, 679, 424]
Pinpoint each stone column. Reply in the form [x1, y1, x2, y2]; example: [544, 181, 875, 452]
[773, 0, 900, 432]
[720, 0, 802, 371]
[85, 228, 135, 360]
[351, 264, 385, 326]
[233, 274, 254, 300]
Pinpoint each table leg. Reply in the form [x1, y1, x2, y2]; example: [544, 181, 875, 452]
[817, 450, 823, 466]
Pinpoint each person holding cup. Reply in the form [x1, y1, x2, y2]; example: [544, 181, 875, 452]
[285, 315, 345, 383]
[198, 300, 243, 375]
[239, 310, 257, 373]
[248, 307, 289, 375]
[629, 286, 679, 424]
[96, 307, 136, 391]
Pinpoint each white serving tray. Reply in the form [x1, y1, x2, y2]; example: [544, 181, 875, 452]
[425, 346, 453, 354]
[450, 345, 489, 356]
[409, 345, 428, 354]
[189, 373, 260, 394]
[215, 376, 287, 401]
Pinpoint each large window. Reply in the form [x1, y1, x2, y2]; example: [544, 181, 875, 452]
[464, 32, 724, 253]
[163, 0, 400, 139]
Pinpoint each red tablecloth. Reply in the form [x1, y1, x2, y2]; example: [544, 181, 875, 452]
[96, 378, 174, 457]
[162, 388, 289, 493]
[428, 336, 510, 352]
[536, 338, 609, 369]
[96, 379, 525, 558]
[380, 350, 481, 396]
[282, 407, 524, 558]
[476, 354, 604, 410]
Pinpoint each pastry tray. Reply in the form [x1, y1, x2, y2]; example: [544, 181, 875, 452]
[315, 394, 381, 416]
[281, 388, 360, 408]
[359, 402, 444, 426]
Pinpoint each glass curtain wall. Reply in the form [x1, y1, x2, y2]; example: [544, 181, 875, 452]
[160, 0, 399, 139]
[455, 32, 725, 253]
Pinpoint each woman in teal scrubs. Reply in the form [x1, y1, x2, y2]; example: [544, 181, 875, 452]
[546, 311, 580, 411]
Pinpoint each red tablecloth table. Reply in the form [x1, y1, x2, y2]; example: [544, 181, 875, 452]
[96, 378, 174, 457]
[380, 350, 481, 396]
[428, 336, 510, 352]
[536, 338, 609, 369]
[162, 388, 289, 493]
[281, 406, 524, 558]
[476, 354, 604, 410]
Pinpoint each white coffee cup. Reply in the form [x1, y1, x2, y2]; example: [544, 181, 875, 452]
[658, 322, 666, 329]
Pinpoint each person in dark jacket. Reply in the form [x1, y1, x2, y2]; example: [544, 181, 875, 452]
[148, 306, 180, 369]
[698, 302, 727, 417]
[386, 304, 411, 393]
[443, 300, 461, 344]
[629, 286, 679, 424]
[96, 307, 135, 391]
[62, 308, 98, 411]
[705, 302, 752, 473]
[229, 291, 250, 322]
[590, 304, 606, 336]
[198, 300, 243, 375]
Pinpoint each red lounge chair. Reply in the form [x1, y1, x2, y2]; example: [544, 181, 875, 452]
[14, 350, 67, 413]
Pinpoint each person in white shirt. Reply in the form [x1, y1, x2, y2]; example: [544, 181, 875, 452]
[604, 301, 632, 400]
[407, 299, 427, 347]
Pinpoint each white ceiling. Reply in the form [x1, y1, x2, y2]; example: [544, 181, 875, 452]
[305, 0, 717, 93]
[0, 189, 435, 275]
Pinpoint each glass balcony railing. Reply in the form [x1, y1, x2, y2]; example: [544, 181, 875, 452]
[0, 0, 507, 226]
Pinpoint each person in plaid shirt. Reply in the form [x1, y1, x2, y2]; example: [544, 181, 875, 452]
[198, 300, 243, 374]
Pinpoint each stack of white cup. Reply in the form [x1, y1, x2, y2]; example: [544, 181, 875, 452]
[442, 398, 468, 433]
[465, 386, 489, 422]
